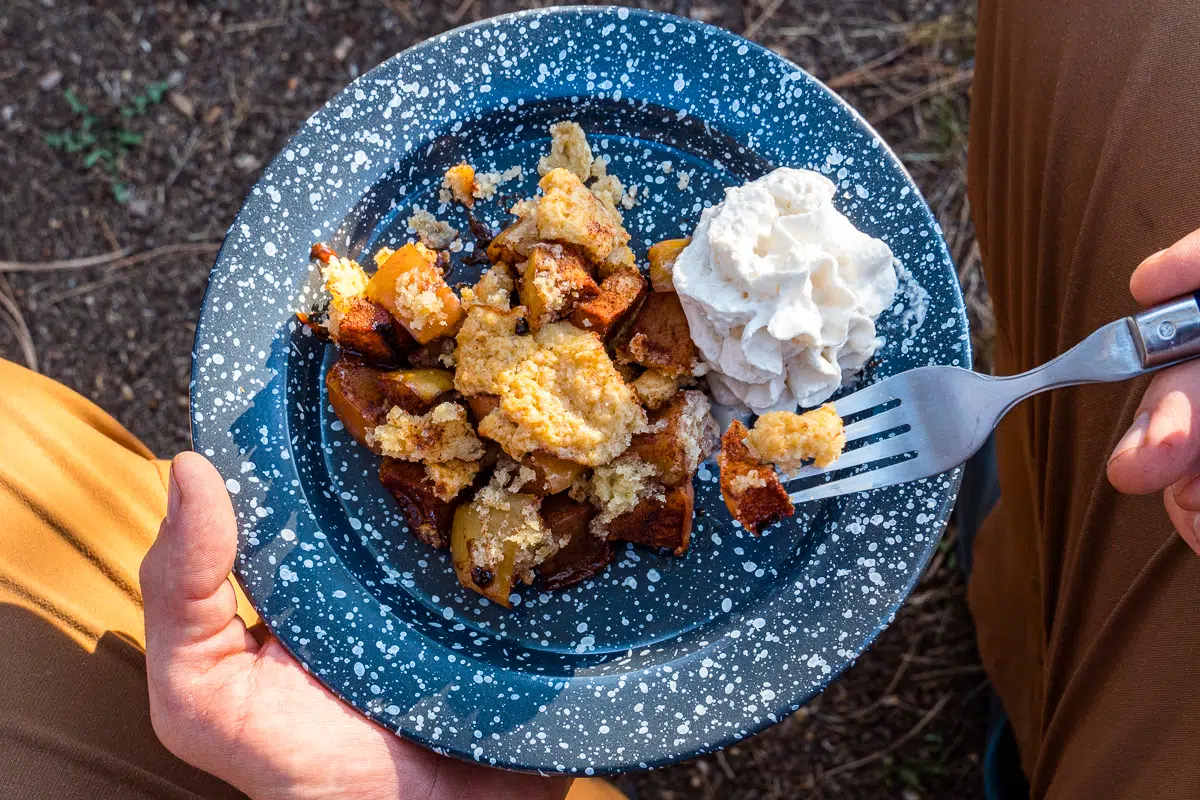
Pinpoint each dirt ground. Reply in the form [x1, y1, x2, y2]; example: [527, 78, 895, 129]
[1, 1, 990, 797]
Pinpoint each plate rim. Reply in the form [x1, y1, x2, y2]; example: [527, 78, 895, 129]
[191, 4, 970, 774]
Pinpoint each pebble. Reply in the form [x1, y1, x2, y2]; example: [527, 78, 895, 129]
[39, 70, 62, 91]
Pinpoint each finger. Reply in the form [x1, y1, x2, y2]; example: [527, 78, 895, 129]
[1129, 228, 1200, 306]
[1164, 487, 1200, 556]
[140, 452, 245, 652]
[1107, 362, 1200, 494]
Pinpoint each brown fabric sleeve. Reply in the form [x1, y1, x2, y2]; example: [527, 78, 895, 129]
[967, 0, 1200, 797]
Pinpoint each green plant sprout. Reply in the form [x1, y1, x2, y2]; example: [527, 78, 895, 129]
[44, 81, 170, 203]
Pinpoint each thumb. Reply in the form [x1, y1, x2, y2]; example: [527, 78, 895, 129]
[140, 452, 244, 653]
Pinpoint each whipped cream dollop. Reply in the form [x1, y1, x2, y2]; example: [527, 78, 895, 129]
[673, 167, 898, 413]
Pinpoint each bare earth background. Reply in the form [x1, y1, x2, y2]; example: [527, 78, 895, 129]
[0, 1, 995, 797]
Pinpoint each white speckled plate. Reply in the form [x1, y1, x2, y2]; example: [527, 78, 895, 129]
[191, 6, 968, 776]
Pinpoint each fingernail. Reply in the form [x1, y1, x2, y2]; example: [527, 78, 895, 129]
[1110, 411, 1151, 463]
[1147, 247, 1170, 263]
[166, 465, 181, 523]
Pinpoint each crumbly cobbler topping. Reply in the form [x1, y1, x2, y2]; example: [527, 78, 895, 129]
[745, 404, 847, 470]
[632, 369, 682, 410]
[460, 263, 514, 310]
[453, 305, 538, 396]
[587, 454, 664, 535]
[425, 459, 481, 501]
[472, 165, 523, 200]
[729, 472, 768, 493]
[476, 322, 646, 466]
[367, 402, 484, 463]
[392, 262, 452, 334]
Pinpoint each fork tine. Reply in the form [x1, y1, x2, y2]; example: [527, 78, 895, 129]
[832, 378, 903, 418]
[783, 430, 917, 481]
[841, 405, 907, 440]
[789, 458, 926, 504]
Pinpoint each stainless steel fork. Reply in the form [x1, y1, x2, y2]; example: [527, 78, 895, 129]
[785, 294, 1200, 503]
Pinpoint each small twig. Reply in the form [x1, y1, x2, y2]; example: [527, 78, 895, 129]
[743, 0, 787, 40]
[0, 248, 131, 273]
[0, 66, 21, 82]
[35, 243, 223, 308]
[377, 0, 417, 25]
[715, 750, 736, 780]
[449, 0, 476, 25]
[868, 68, 974, 125]
[825, 44, 912, 90]
[96, 212, 121, 254]
[1, 242, 220, 275]
[0, 275, 37, 372]
[909, 664, 985, 682]
[166, 126, 204, 191]
[820, 693, 952, 781]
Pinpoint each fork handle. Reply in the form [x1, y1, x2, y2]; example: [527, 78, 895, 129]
[992, 294, 1200, 416]
[1129, 293, 1200, 368]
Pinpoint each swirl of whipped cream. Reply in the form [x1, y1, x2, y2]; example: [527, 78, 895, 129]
[673, 167, 898, 413]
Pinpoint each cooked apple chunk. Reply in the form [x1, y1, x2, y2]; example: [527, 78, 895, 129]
[719, 420, 794, 535]
[310, 242, 413, 365]
[516, 451, 587, 496]
[519, 243, 600, 331]
[745, 405, 846, 470]
[627, 390, 719, 486]
[325, 355, 392, 452]
[379, 458, 459, 549]
[537, 495, 614, 590]
[378, 368, 455, 414]
[450, 467, 568, 606]
[647, 237, 690, 292]
[616, 290, 698, 377]
[365, 242, 464, 344]
[442, 161, 476, 207]
[569, 268, 648, 338]
[605, 482, 694, 556]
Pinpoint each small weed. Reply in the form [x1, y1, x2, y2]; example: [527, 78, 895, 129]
[44, 80, 170, 203]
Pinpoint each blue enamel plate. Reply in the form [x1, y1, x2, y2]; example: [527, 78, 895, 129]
[191, 6, 968, 775]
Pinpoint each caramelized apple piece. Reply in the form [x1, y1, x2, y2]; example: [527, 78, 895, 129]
[325, 355, 390, 452]
[487, 212, 538, 265]
[517, 451, 588, 496]
[519, 243, 600, 332]
[378, 369, 455, 414]
[379, 458, 457, 549]
[466, 394, 501, 423]
[616, 291, 698, 377]
[537, 495, 614, 590]
[569, 268, 648, 338]
[366, 243, 464, 344]
[407, 337, 456, 368]
[451, 491, 543, 607]
[627, 390, 719, 486]
[718, 420, 794, 535]
[443, 162, 475, 207]
[647, 238, 689, 292]
[605, 482, 694, 556]
[330, 297, 414, 367]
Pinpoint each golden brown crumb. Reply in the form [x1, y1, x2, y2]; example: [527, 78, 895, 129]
[745, 404, 846, 470]
[408, 209, 459, 250]
[472, 321, 647, 466]
[473, 165, 524, 200]
[632, 369, 682, 410]
[729, 472, 768, 493]
[535, 168, 630, 265]
[587, 454, 664, 535]
[424, 459, 481, 501]
[537, 121, 595, 181]
[442, 162, 476, 207]
[453, 305, 538, 396]
[460, 263, 515, 310]
[319, 255, 369, 337]
[367, 402, 484, 463]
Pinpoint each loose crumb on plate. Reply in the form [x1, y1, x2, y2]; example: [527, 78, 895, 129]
[408, 208, 459, 250]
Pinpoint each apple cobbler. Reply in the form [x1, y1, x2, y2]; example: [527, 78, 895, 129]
[300, 122, 845, 606]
